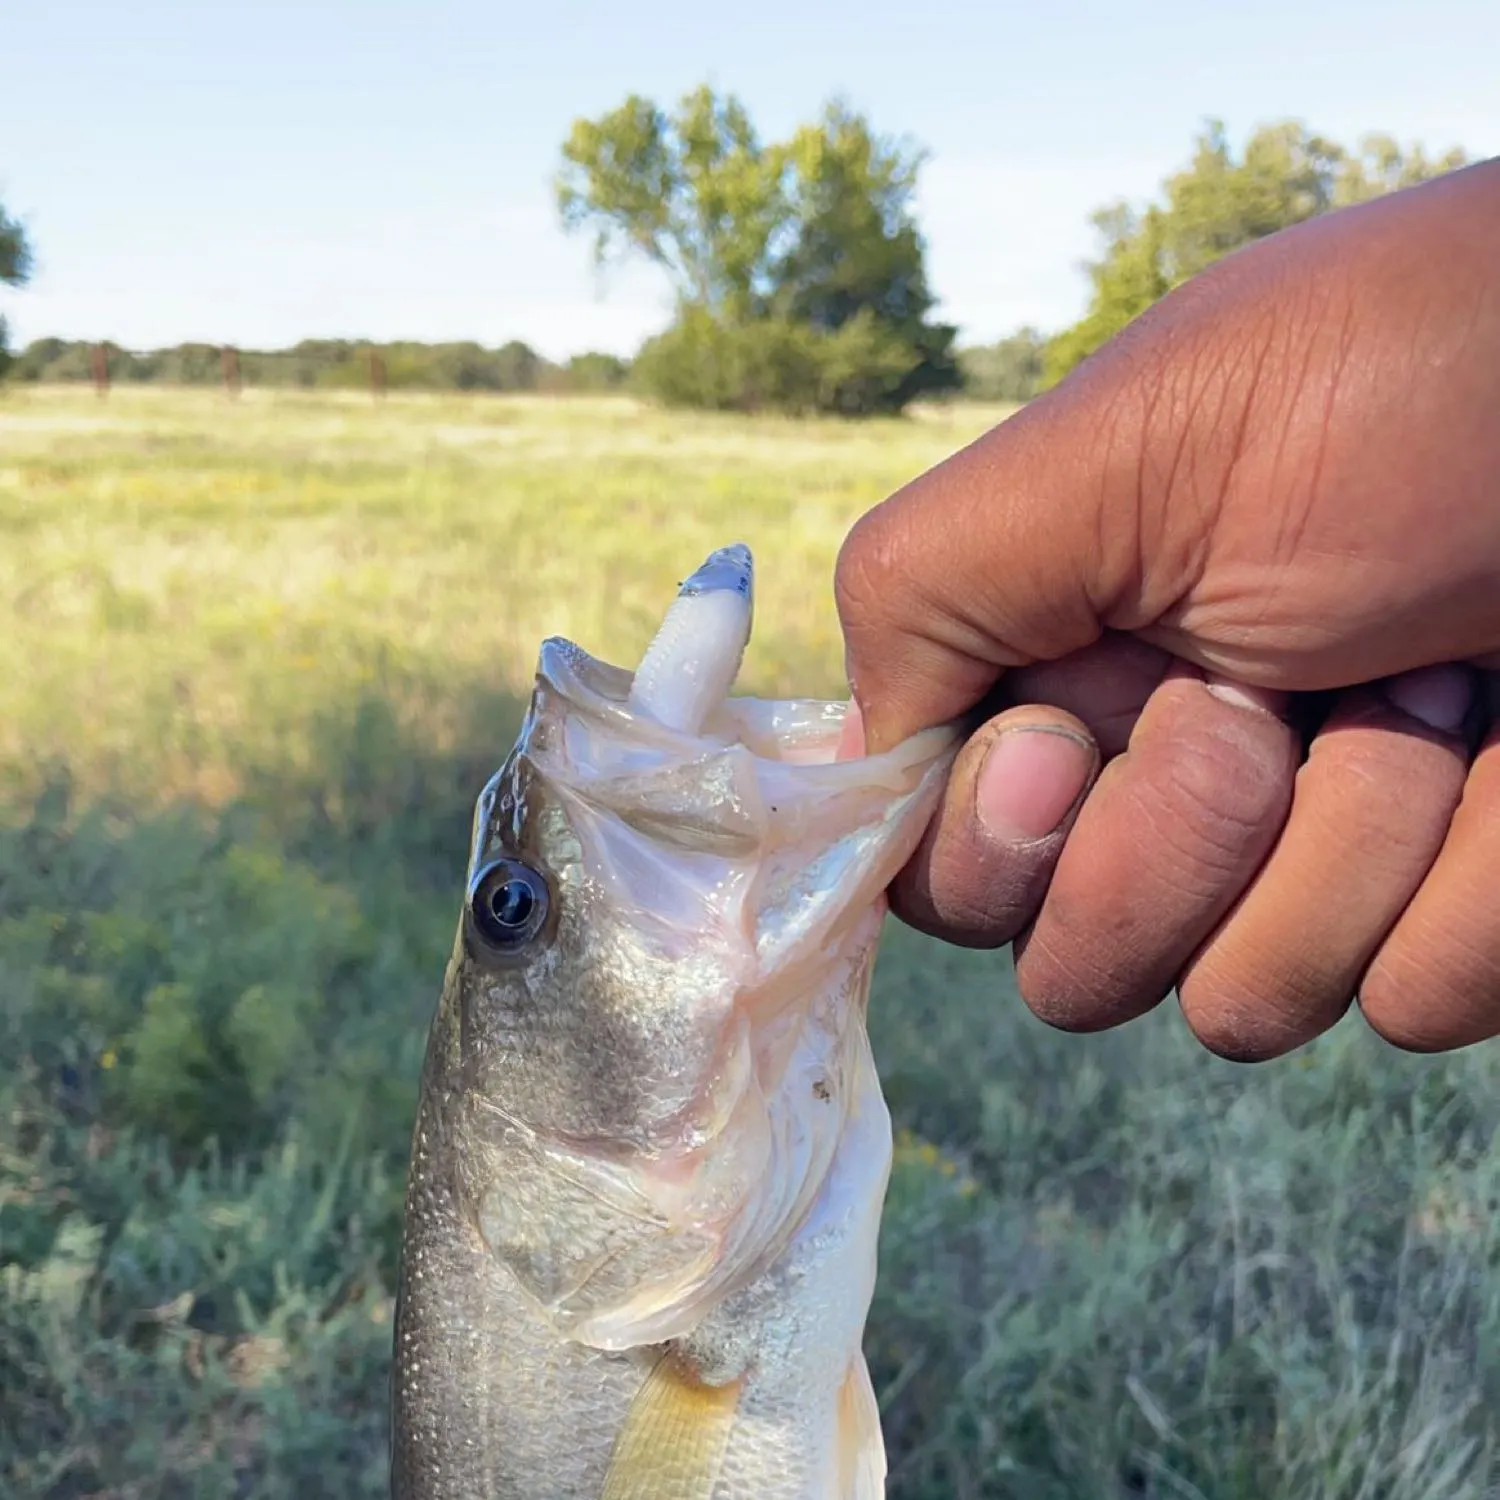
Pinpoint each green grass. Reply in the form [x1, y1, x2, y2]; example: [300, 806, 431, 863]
[1, 384, 1496, 1499]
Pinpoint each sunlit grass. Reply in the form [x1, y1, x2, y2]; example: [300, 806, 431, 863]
[0, 384, 1010, 811]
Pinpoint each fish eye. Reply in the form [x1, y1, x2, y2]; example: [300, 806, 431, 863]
[466, 859, 551, 959]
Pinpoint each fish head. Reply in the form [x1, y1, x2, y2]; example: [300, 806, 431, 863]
[426, 545, 958, 1348]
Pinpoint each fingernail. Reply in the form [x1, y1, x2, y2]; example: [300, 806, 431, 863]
[976, 727, 1095, 843]
[1204, 674, 1287, 717]
[1384, 665, 1473, 732]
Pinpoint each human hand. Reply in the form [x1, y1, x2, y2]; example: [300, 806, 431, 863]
[835, 157, 1500, 1059]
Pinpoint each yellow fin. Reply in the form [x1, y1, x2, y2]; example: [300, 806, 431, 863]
[598, 1351, 742, 1500]
[835, 1354, 887, 1500]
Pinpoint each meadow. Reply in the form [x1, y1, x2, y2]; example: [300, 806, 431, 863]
[1, 384, 1497, 1500]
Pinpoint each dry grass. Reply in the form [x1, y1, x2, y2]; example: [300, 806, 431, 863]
[0, 384, 1012, 809]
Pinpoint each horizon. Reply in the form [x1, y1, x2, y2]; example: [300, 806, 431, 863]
[4, 0, 1498, 362]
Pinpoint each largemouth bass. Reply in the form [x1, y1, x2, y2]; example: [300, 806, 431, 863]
[392, 544, 957, 1499]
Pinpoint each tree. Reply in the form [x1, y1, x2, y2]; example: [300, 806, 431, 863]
[556, 86, 958, 416]
[558, 88, 790, 326]
[960, 327, 1047, 403]
[0, 199, 33, 380]
[771, 102, 958, 409]
[564, 351, 629, 392]
[1044, 121, 1469, 388]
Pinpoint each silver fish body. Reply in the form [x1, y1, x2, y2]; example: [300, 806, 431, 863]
[392, 546, 956, 1499]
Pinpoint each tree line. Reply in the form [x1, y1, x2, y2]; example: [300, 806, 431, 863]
[6, 332, 1043, 403]
[5, 337, 630, 394]
[0, 106, 1471, 412]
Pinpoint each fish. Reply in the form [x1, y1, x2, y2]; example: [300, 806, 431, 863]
[391, 543, 958, 1499]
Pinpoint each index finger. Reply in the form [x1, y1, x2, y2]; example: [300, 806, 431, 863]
[832, 377, 1139, 754]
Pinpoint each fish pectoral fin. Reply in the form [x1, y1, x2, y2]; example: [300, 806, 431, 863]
[598, 1350, 742, 1500]
[835, 1354, 887, 1500]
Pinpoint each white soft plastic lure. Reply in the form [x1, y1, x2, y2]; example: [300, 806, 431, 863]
[392, 544, 958, 1499]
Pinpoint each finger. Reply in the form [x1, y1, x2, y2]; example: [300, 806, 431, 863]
[1176, 665, 1475, 1060]
[887, 706, 1100, 949]
[1361, 673, 1500, 1051]
[833, 389, 1130, 755]
[1002, 631, 1173, 758]
[1014, 671, 1299, 1032]
[887, 634, 1167, 949]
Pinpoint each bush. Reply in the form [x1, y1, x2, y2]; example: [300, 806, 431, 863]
[563, 351, 629, 392]
[959, 328, 1047, 403]
[631, 309, 817, 414]
[0, 779, 428, 1170]
[631, 307, 943, 417]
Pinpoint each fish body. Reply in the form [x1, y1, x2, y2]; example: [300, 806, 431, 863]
[392, 546, 956, 1499]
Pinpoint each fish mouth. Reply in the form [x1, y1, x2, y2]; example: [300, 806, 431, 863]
[480, 541, 960, 1051]
[464, 546, 960, 1349]
[473, 542, 958, 871]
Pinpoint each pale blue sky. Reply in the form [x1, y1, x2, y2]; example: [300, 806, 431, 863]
[3, 0, 1496, 359]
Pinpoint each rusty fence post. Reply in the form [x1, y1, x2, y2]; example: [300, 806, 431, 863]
[222, 345, 242, 398]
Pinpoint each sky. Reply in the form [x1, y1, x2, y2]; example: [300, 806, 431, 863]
[3, 0, 1497, 361]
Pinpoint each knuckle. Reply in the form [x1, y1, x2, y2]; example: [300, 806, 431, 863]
[1180, 955, 1340, 1063]
[889, 871, 1031, 952]
[1302, 753, 1456, 879]
[1177, 715, 1293, 826]
[893, 775, 1063, 951]
[1015, 935, 1119, 1031]
[1463, 758, 1500, 833]
[1124, 720, 1291, 889]
[1015, 903, 1167, 1032]
[833, 505, 901, 634]
[920, 849, 1047, 945]
[1361, 918, 1500, 1051]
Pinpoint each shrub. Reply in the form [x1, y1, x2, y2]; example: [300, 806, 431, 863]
[631, 307, 940, 417]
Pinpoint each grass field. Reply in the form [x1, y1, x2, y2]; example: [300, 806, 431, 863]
[2, 384, 1497, 1499]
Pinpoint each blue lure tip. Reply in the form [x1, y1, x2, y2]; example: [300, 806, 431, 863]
[678, 543, 753, 602]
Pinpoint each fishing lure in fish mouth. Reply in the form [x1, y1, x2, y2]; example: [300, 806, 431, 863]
[392, 544, 959, 1500]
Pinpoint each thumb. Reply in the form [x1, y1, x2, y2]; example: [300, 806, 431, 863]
[833, 367, 1156, 754]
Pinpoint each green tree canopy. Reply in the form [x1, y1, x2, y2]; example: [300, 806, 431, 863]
[558, 87, 790, 324]
[0, 198, 33, 377]
[959, 327, 1046, 403]
[0, 201, 29, 287]
[9, 336, 630, 395]
[556, 87, 958, 415]
[1044, 121, 1469, 387]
